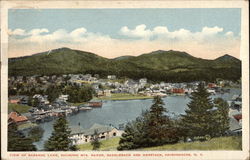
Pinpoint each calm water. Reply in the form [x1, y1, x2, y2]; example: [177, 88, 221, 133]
[34, 88, 241, 150]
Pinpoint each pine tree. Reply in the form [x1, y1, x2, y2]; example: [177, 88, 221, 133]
[117, 111, 150, 150]
[181, 83, 214, 139]
[212, 98, 230, 137]
[44, 114, 77, 151]
[145, 96, 178, 146]
[118, 96, 178, 150]
[91, 130, 101, 150]
[117, 122, 137, 150]
[8, 123, 37, 151]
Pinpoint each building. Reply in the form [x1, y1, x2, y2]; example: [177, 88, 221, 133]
[208, 83, 217, 88]
[58, 95, 69, 102]
[172, 88, 185, 94]
[70, 123, 121, 145]
[107, 75, 116, 80]
[8, 112, 28, 125]
[139, 78, 147, 86]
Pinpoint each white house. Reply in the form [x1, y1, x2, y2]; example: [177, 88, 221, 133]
[58, 95, 69, 102]
[69, 123, 122, 145]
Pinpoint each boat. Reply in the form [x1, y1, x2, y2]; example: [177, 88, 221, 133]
[79, 106, 92, 111]
[88, 102, 103, 107]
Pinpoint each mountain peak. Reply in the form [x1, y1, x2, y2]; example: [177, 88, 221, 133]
[150, 50, 167, 54]
[216, 54, 240, 61]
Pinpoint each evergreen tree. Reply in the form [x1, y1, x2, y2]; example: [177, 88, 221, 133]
[117, 122, 137, 150]
[8, 123, 37, 151]
[212, 98, 230, 137]
[181, 83, 214, 139]
[117, 111, 151, 150]
[44, 114, 77, 151]
[118, 96, 178, 150]
[145, 96, 178, 146]
[91, 130, 101, 150]
[28, 126, 44, 142]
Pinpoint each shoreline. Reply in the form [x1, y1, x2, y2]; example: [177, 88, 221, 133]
[93, 95, 154, 101]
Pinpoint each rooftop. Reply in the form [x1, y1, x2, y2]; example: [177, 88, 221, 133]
[70, 123, 114, 135]
[8, 112, 28, 123]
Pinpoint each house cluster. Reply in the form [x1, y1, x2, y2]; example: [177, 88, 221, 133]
[69, 123, 123, 145]
[8, 93, 99, 124]
[9, 74, 240, 100]
[65, 74, 226, 97]
[9, 75, 66, 94]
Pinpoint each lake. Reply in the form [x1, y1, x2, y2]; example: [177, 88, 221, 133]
[34, 88, 241, 150]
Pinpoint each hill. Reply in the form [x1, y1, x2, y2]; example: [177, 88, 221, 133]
[8, 48, 241, 82]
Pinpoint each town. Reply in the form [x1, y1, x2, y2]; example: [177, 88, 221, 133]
[8, 73, 242, 146]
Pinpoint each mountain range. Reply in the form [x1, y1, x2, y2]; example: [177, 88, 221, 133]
[8, 47, 241, 82]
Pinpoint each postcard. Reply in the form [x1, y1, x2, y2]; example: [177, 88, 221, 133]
[1, 0, 249, 160]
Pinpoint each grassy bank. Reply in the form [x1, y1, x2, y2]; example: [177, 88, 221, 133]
[78, 137, 120, 151]
[94, 93, 153, 101]
[8, 103, 31, 113]
[17, 122, 38, 130]
[142, 136, 242, 150]
[78, 136, 241, 151]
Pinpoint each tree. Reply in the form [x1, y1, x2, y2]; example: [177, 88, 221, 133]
[145, 96, 178, 146]
[28, 126, 44, 142]
[118, 96, 178, 150]
[8, 123, 37, 151]
[44, 114, 77, 151]
[46, 85, 61, 103]
[117, 111, 150, 151]
[181, 83, 214, 139]
[91, 130, 101, 150]
[117, 122, 137, 150]
[212, 98, 230, 137]
[32, 98, 40, 107]
[8, 87, 17, 96]
[64, 85, 93, 103]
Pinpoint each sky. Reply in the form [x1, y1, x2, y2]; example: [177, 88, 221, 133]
[8, 8, 241, 59]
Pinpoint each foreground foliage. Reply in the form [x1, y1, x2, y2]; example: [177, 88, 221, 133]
[181, 83, 230, 139]
[117, 96, 178, 150]
[28, 126, 45, 142]
[44, 115, 78, 151]
[8, 123, 37, 151]
[91, 130, 102, 150]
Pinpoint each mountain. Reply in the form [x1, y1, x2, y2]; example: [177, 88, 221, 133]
[113, 55, 134, 60]
[9, 47, 111, 76]
[8, 48, 241, 82]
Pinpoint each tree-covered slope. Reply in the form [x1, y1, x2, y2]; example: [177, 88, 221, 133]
[8, 48, 241, 82]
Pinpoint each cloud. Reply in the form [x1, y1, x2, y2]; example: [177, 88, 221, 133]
[8, 29, 26, 36]
[201, 26, 223, 35]
[28, 28, 49, 35]
[9, 28, 49, 36]
[119, 25, 226, 41]
[225, 31, 234, 37]
[120, 24, 152, 38]
[8, 25, 240, 60]
[70, 28, 87, 38]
